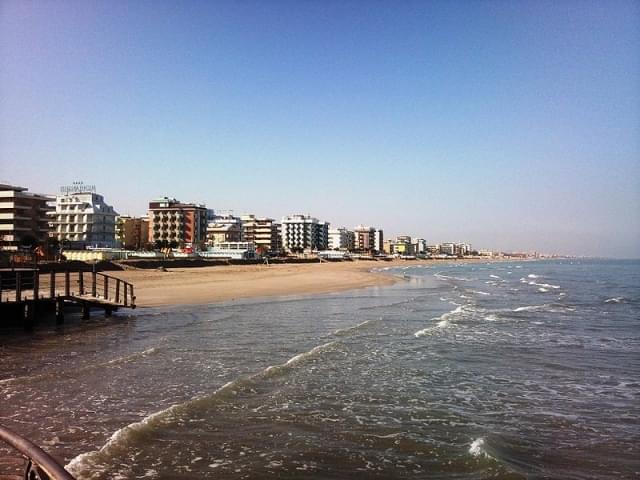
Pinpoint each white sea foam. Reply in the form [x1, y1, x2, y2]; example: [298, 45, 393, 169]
[513, 304, 550, 312]
[604, 297, 624, 304]
[414, 306, 464, 337]
[472, 290, 490, 296]
[332, 319, 376, 336]
[434, 272, 472, 282]
[538, 287, 549, 293]
[67, 341, 339, 477]
[528, 281, 560, 289]
[469, 437, 490, 457]
[484, 314, 498, 321]
[527, 274, 540, 279]
[489, 274, 501, 279]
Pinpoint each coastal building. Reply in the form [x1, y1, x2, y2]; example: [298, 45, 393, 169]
[413, 238, 427, 255]
[281, 214, 329, 252]
[241, 215, 282, 255]
[148, 197, 208, 249]
[0, 183, 52, 251]
[115, 215, 149, 250]
[384, 236, 415, 256]
[49, 183, 118, 249]
[200, 241, 256, 260]
[328, 227, 354, 251]
[440, 243, 455, 256]
[426, 245, 440, 255]
[206, 214, 243, 246]
[455, 243, 472, 256]
[353, 225, 376, 253]
[374, 229, 384, 253]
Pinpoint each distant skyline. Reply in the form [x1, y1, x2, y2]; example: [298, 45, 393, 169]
[1, 0, 638, 257]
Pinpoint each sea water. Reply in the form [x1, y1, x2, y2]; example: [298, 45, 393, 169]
[0, 259, 638, 479]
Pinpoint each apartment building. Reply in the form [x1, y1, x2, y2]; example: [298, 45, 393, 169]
[328, 227, 354, 251]
[373, 229, 384, 253]
[206, 214, 242, 246]
[116, 216, 149, 250]
[241, 215, 282, 255]
[440, 242, 455, 255]
[49, 184, 118, 248]
[281, 214, 329, 252]
[148, 197, 208, 249]
[0, 183, 52, 250]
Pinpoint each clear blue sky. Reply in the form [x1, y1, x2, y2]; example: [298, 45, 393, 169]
[1, 0, 638, 256]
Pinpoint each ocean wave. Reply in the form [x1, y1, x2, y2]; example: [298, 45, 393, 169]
[434, 272, 473, 282]
[66, 341, 339, 477]
[528, 281, 560, 289]
[414, 306, 465, 337]
[538, 287, 549, 293]
[513, 304, 550, 312]
[489, 274, 501, 279]
[469, 437, 492, 458]
[604, 297, 624, 304]
[331, 319, 378, 337]
[527, 274, 540, 279]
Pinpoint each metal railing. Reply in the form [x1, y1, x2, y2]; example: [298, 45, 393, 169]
[0, 424, 76, 480]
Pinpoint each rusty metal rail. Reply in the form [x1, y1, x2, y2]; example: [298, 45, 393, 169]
[0, 424, 76, 480]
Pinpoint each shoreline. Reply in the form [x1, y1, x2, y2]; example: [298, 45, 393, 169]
[109, 258, 509, 308]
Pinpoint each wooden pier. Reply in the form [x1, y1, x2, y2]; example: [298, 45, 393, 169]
[0, 268, 135, 329]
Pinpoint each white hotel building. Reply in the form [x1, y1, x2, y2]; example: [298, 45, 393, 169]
[328, 227, 354, 251]
[281, 214, 329, 252]
[49, 184, 118, 248]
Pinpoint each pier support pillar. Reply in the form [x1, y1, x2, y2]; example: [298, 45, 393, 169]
[81, 303, 90, 320]
[105, 307, 112, 318]
[23, 302, 35, 331]
[55, 298, 65, 325]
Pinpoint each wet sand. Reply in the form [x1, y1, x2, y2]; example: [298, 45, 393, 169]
[110, 261, 396, 307]
[110, 259, 495, 307]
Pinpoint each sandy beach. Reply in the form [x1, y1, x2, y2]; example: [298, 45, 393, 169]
[109, 259, 499, 308]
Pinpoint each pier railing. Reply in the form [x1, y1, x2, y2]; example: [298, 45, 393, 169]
[0, 270, 135, 308]
[0, 424, 76, 480]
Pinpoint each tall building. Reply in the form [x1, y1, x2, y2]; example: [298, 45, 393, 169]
[353, 225, 383, 253]
[440, 243, 455, 255]
[373, 229, 384, 253]
[413, 238, 427, 255]
[148, 197, 208, 249]
[116, 216, 149, 250]
[281, 214, 329, 252]
[49, 183, 118, 248]
[241, 215, 282, 255]
[328, 227, 354, 251]
[0, 183, 52, 251]
[455, 243, 472, 256]
[206, 214, 242, 246]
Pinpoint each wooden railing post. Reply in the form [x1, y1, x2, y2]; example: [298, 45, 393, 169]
[104, 276, 109, 300]
[92, 271, 97, 297]
[65, 271, 70, 297]
[15, 271, 22, 301]
[33, 271, 39, 300]
[115, 279, 121, 304]
[50, 271, 55, 298]
[79, 271, 84, 295]
[123, 283, 128, 307]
